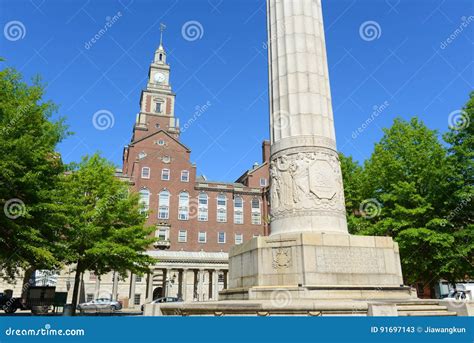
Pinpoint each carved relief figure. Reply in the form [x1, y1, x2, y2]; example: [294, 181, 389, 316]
[276, 156, 293, 208]
[289, 153, 310, 203]
[269, 162, 281, 208]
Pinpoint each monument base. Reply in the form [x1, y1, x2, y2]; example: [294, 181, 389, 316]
[220, 232, 414, 301]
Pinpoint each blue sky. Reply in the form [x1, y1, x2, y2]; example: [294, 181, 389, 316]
[1, 0, 473, 181]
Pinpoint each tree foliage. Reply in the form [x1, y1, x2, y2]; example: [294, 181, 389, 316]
[341, 94, 474, 287]
[0, 66, 68, 280]
[58, 154, 156, 311]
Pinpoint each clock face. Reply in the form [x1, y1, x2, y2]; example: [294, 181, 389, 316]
[154, 72, 166, 83]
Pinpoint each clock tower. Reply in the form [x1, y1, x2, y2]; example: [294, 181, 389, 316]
[133, 25, 179, 142]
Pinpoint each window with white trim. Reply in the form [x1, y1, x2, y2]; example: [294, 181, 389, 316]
[86, 293, 94, 302]
[198, 231, 207, 243]
[178, 192, 189, 220]
[251, 198, 262, 225]
[161, 168, 170, 181]
[198, 193, 208, 221]
[141, 167, 150, 179]
[156, 226, 169, 241]
[216, 194, 227, 223]
[138, 189, 150, 214]
[155, 102, 163, 113]
[235, 233, 243, 245]
[234, 196, 244, 224]
[178, 230, 187, 243]
[181, 170, 189, 182]
[158, 190, 170, 219]
[134, 294, 141, 305]
[260, 177, 267, 187]
[218, 232, 226, 244]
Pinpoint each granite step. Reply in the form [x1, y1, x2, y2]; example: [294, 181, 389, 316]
[398, 310, 457, 316]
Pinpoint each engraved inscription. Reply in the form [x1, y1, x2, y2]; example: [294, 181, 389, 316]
[315, 247, 385, 274]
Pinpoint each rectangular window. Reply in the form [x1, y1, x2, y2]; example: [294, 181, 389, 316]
[217, 208, 227, 223]
[135, 275, 142, 283]
[156, 227, 169, 241]
[178, 230, 187, 243]
[218, 232, 226, 244]
[218, 274, 224, 283]
[260, 178, 267, 187]
[89, 272, 96, 281]
[198, 231, 207, 243]
[134, 294, 141, 305]
[234, 211, 243, 224]
[235, 233, 243, 245]
[251, 212, 262, 225]
[161, 169, 170, 181]
[155, 102, 162, 113]
[180, 170, 189, 182]
[86, 293, 94, 302]
[141, 167, 150, 179]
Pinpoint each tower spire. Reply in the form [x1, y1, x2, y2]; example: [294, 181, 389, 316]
[159, 23, 167, 49]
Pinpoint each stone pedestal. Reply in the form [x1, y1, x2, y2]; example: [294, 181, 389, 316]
[219, 233, 415, 301]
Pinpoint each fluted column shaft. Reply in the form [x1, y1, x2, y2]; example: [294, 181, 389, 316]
[267, 0, 348, 235]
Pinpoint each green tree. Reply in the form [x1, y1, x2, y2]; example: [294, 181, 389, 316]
[59, 154, 156, 314]
[0, 65, 68, 288]
[339, 153, 366, 234]
[351, 117, 471, 289]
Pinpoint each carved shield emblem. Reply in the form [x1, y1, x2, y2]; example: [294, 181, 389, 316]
[308, 160, 337, 200]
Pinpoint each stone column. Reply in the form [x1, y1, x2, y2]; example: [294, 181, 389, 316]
[129, 273, 136, 308]
[267, 0, 348, 235]
[181, 269, 188, 301]
[161, 269, 168, 297]
[208, 270, 213, 301]
[197, 269, 204, 301]
[146, 272, 153, 302]
[212, 270, 219, 300]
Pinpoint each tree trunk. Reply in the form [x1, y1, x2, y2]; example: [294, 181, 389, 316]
[70, 263, 82, 315]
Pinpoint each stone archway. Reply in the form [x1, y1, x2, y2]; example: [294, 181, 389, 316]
[153, 287, 163, 300]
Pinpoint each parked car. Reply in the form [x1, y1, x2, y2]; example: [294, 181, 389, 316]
[77, 298, 122, 312]
[141, 297, 182, 312]
[0, 292, 25, 314]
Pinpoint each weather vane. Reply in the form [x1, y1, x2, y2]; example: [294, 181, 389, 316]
[159, 23, 167, 46]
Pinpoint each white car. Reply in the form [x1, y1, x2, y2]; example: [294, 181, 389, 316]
[77, 298, 122, 312]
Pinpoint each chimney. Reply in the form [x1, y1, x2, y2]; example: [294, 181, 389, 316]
[262, 140, 270, 163]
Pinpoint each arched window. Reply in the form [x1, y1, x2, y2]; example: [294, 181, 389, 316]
[139, 189, 150, 214]
[216, 194, 227, 223]
[178, 192, 189, 220]
[234, 195, 244, 224]
[251, 198, 261, 225]
[158, 190, 170, 219]
[198, 192, 208, 221]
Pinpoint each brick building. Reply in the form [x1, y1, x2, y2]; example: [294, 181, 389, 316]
[117, 41, 270, 304]
[0, 40, 270, 308]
